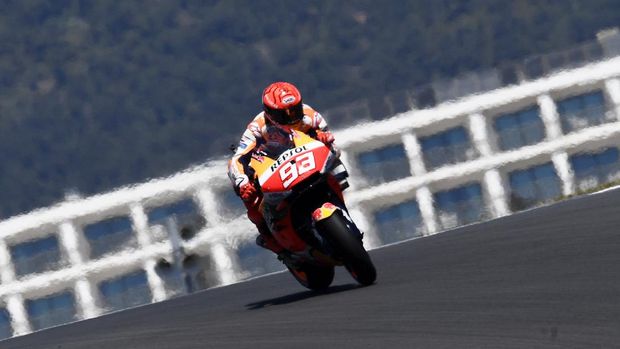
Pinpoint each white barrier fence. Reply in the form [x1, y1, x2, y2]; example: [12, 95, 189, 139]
[1, 55, 620, 338]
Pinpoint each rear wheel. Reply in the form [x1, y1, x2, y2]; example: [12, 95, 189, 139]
[315, 211, 377, 286]
[287, 263, 335, 291]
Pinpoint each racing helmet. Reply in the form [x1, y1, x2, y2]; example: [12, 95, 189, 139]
[262, 82, 304, 125]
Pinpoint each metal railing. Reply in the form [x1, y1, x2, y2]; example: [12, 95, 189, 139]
[325, 29, 620, 130]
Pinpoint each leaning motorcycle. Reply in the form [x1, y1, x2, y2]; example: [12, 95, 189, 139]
[248, 130, 377, 290]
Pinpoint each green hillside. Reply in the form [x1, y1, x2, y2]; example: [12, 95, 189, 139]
[1, 0, 620, 218]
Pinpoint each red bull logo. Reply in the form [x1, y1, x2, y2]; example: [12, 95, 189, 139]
[312, 202, 338, 222]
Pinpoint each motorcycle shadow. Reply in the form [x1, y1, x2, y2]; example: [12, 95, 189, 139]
[245, 283, 360, 310]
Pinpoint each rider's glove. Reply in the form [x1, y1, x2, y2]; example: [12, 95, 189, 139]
[239, 181, 258, 202]
[316, 130, 335, 145]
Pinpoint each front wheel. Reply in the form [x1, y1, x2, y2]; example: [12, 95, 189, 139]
[315, 211, 377, 286]
[287, 263, 335, 291]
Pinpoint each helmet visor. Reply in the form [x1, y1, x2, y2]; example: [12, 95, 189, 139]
[265, 102, 304, 125]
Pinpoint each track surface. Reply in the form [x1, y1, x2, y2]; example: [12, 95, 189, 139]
[4, 189, 620, 348]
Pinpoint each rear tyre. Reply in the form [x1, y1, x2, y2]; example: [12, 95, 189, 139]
[316, 211, 377, 286]
[287, 263, 335, 291]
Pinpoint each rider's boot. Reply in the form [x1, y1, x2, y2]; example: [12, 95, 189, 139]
[247, 201, 286, 254]
[255, 224, 284, 254]
[255, 223, 300, 267]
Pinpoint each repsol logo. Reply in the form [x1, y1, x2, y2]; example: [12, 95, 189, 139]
[270, 146, 307, 172]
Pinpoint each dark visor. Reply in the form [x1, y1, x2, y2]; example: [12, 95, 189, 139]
[265, 102, 304, 125]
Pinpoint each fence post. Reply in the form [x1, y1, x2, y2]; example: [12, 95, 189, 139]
[416, 186, 439, 235]
[538, 94, 564, 140]
[5, 294, 30, 335]
[195, 187, 241, 285]
[130, 204, 167, 302]
[552, 151, 575, 196]
[58, 222, 101, 319]
[0, 239, 31, 335]
[468, 113, 494, 156]
[483, 169, 510, 217]
[401, 132, 427, 176]
[604, 78, 620, 121]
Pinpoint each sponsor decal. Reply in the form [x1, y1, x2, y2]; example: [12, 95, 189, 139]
[312, 203, 338, 222]
[282, 96, 296, 104]
[269, 145, 308, 172]
[312, 208, 323, 222]
[278, 152, 316, 188]
[257, 140, 325, 187]
[235, 176, 248, 187]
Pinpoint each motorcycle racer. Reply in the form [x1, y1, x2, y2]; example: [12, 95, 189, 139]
[228, 82, 337, 259]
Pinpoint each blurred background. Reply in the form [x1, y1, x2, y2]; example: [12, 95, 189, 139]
[2, 0, 620, 218]
[2, 0, 620, 339]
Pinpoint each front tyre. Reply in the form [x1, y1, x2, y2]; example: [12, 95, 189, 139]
[315, 211, 377, 286]
[287, 263, 335, 291]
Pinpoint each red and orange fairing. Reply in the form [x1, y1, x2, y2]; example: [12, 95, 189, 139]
[228, 105, 328, 189]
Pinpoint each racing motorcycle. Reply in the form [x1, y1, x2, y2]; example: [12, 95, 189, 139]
[248, 130, 376, 290]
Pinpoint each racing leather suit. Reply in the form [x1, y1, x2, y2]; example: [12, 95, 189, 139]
[228, 104, 332, 254]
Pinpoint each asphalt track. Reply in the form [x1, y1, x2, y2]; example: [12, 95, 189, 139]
[3, 188, 620, 348]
